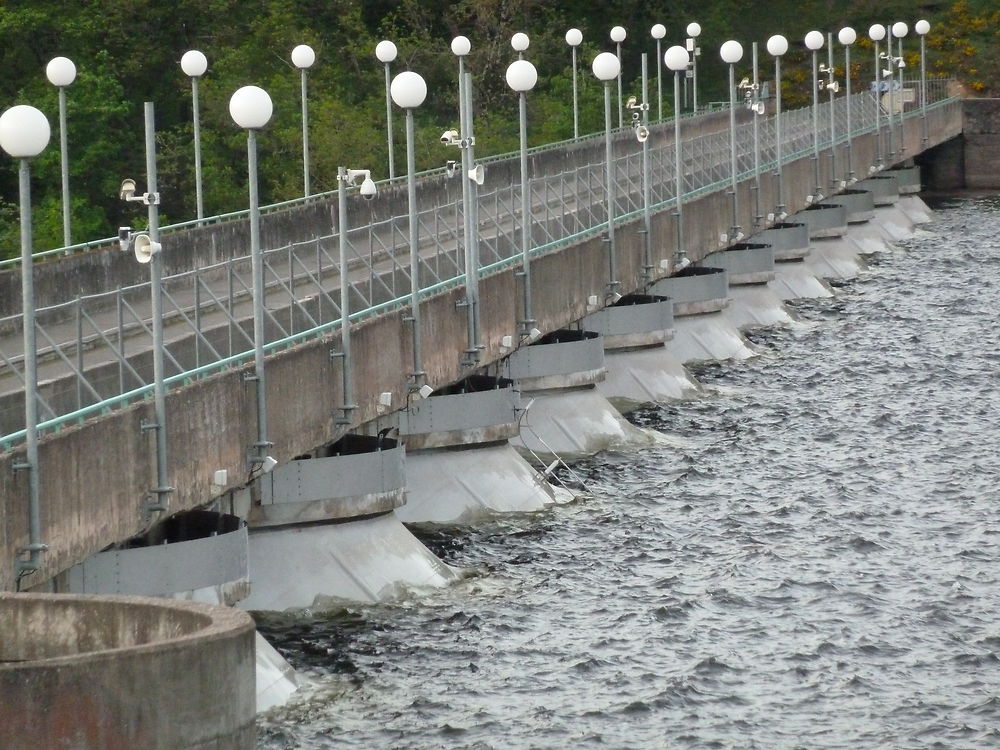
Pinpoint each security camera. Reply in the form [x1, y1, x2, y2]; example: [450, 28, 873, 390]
[360, 177, 377, 200]
[440, 129, 459, 145]
[625, 95, 638, 109]
[119, 178, 137, 201]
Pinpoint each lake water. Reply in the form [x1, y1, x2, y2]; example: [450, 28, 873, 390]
[258, 194, 1000, 749]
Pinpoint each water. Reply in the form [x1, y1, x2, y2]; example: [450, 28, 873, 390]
[257, 195, 1000, 749]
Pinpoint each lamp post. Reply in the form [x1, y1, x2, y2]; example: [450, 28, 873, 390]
[512, 32, 529, 61]
[506, 59, 538, 335]
[45, 57, 75, 248]
[375, 40, 397, 180]
[292, 44, 315, 197]
[452, 35, 481, 361]
[651, 24, 666, 121]
[892, 21, 908, 157]
[915, 19, 930, 143]
[0, 104, 50, 578]
[566, 28, 583, 138]
[823, 32, 839, 192]
[336, 167, 376, 420]
[805, 30, 825, 201]
[229, 85, 274, 469]
[610, 26, 626, 128]
[838, 27, 857, 183]
[180, 50, 207, 222]
[686, 22, 702, 113]
[390, 71, 428, 388]
[869, 24, 887, 170]
[122, 103, 172, 514]
[665, 45, 690, 269]
[593, 51, 621, 297]
[721, 40, 744, 243]
[767, 35, 788, 218]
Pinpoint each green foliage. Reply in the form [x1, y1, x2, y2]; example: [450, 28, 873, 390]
[0, 1, 985, 260]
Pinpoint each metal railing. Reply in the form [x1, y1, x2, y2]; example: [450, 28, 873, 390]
[0, 79, 959, 447]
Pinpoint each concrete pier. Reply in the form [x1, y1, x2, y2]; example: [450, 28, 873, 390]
[397, 376, 569, 523]
[585, 295, 701, 409]
[701, 243, 795, 329]
[506, 330, 650, 461]
[238, 436, 459, 611]
[761, 222, 834, 301]
[651, 267, 756, 363]
[0, 593, 256, 748]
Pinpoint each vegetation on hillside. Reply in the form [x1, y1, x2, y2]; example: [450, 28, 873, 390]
[0, 0, 991, 259]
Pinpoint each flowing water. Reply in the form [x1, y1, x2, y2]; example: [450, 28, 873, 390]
[257, 195, 1000, 749]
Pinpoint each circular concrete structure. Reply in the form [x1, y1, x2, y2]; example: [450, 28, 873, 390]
[0, 593, 256, 749]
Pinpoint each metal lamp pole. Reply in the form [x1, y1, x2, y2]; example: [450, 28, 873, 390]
[869, 24, 886, 170]
[839, 28, 858, 182]
[721, 40, 744, 242]
[45, 57, 75, 248]
[767, 35, 788, 217]
[892, 22, 909, 157]
[506, 58, 539, 334]
[611, 26, 626, 128]
[566, 29, 583, 138]
[651, 24, 666, 121]
[376, 41, 397, 180]
[390, 71, 428, 387]
[915, 20, 931, 144]
[229, 85, 274, 467]
[665, 45, 690, 268]
[292, 44, 316, 197]
[686, 23, 702, 113]
[805, 30, 824, 200]
[180, 51, 208, 222]
[452, 35, 480, 361]
[593, 52, 621, 295]
[0, 105, 51, 578]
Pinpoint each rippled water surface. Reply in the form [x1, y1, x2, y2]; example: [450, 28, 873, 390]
[258, 195, 1000, 749]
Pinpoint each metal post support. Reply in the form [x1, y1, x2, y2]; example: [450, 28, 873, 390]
[57, 87, 71, 247]
[463, 71, 482, 351]
[692, 49, 699, 113]
[845, 44, 854, 181]
[811, 50, 822, 199]
[640, 54, 653, 281]
[517, 90, 534, 333]
[828, 34, 837, 191]
[774, 55, 785, 215]
[655, 39, 663, 122]
[192, 76, 204, 221]
[752, 43, 762, 226]
[616, 42, 623, 129]
[874, 38, 883, 168]
[247, 128, 270, 460]
[571, 46, 579, 139]
[920, 35, 928, 143]
[603, 81, 618, 293]
[336, 168, 356, 417]
[405, 108, 424, 383]
[300, 68, 311, 197]
[727, 63, 740, 241]
[897, 37, 906, 156]
[673, 71, 685, 263]
[458, 60, 478, 362]
[384, 62, 395, 180]
[15, 158, 44, 577]
[144, 103, 172, 512]
[887, 26, 896, 161]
